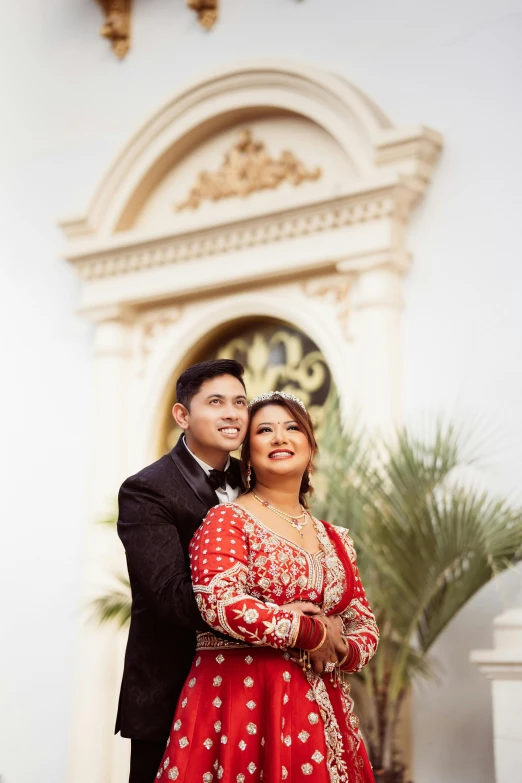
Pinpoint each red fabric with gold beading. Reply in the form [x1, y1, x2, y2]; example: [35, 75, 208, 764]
[156, 503, 379, 783]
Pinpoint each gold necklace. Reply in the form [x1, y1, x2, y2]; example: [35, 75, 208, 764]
[252, 492, 309, 537]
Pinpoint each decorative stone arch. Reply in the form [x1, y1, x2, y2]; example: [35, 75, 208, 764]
[63, 60, 403, 238]
[136, 290, 354, 466]
[60, 60, 442, 783]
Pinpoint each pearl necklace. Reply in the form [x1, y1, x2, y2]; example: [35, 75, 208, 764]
[252, 492, 309, 537]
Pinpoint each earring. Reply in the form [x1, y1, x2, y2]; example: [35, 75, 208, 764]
[246, 462, 252, 490]
[307, 465, 313, 487]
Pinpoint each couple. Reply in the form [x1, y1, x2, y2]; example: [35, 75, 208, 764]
[116, 359, 379, 783]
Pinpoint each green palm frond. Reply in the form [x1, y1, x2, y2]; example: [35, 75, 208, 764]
[90, 508, 131, 627]
[417, 489, 522, 650]
[91, 573, 132, 628]
[315, 406, 522, 774]
[97, 507, 118, 527]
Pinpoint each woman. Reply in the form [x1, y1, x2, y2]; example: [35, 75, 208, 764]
[157, 391, 379, 783]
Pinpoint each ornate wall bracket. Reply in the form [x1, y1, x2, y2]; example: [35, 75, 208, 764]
[92, 2, 311, 57]
[187, 0, 219, 30]
[96, 0, 132, 59]
[303, 275, 354, 341]
[134, 306, 184, 375]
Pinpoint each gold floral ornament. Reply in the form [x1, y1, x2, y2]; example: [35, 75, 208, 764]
[217, 329, 330, 438]
[175, 129, 322, 211]
[95, 0, 132, 59]
[163, 324, 331, 453]
[186, 0, 219, 30]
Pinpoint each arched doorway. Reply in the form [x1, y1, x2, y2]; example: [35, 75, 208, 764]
[159, 317, 334, 456]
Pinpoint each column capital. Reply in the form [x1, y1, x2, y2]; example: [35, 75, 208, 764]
[80, 303, 135, 325]
[348, 262, 405, 312]
[89, 306, 134, 358]
[336, 250, 411, 277]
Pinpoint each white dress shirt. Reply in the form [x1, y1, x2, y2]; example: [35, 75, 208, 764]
[182, 436, 240, 504]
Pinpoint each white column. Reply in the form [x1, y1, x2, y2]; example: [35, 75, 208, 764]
[470, 609, 522, 782]
[340, 255, 406, 432]
[338, 254, 411, 770]
[68, 307, 133, 783]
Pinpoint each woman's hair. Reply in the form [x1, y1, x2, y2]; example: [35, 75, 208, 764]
[241, 393, 318, 508]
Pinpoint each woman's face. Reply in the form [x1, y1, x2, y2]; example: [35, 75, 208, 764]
[248, 404, 310, 484]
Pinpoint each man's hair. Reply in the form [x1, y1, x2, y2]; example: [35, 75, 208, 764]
[175, 359, 246, 409]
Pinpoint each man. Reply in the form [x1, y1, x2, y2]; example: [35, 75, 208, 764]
[116, 359, 321, 783]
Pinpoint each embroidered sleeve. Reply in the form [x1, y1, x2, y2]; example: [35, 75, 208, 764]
[336, 527, 379, 672]
[190, 505, 302, 649]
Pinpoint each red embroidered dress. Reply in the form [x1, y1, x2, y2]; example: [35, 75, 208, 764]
[157, 503, 379, 783]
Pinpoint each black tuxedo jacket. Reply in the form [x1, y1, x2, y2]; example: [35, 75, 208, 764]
[115, 436, 242, 741]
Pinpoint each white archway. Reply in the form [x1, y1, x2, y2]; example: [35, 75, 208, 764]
[62, 60, 403, 239]
[136, 290, 354, 466]
[61, 59, 441, 306]
[60, 60, 442, 783]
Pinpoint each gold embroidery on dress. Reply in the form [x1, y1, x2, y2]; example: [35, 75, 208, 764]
[229, 503, 326, 603]
[334, 526, 380, 672]
[194, 510, 301, 648]
[313, 518, 347, 614]
[196, 631, 249, 651]
[305, 670, 351, 783]
[189, 505, 378, 782]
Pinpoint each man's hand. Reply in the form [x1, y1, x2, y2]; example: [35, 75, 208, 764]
[309, 631, 345, 675]
[317, 614, 346, 663]
[318, 614, 344, 636]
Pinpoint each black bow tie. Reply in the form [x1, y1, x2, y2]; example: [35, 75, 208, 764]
[207, 462, 241, 491]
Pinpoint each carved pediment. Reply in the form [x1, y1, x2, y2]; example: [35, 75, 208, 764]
[186, 0, 219, 30]
[175, 129, 322, 211]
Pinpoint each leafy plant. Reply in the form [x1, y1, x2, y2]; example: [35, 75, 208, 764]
[91, 512, 132, 628]
[314, 397, 522, 781]
[91, 572, 131, 628]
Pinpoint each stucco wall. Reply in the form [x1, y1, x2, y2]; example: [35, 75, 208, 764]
[1, 2, 521, 782]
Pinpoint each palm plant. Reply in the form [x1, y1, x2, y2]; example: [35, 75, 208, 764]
[314, 398, 522, 782]
[91, 513, 132, 628]
[92, 571, 132, 628]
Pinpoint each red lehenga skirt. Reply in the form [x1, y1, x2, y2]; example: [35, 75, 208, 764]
[156, 642, 374, 783]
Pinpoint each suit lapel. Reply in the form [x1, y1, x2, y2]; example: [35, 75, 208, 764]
[170, 435, 219, 510]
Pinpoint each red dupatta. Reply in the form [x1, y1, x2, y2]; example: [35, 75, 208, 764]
[321, 521, 355, 616]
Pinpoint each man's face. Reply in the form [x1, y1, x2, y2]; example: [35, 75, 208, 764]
[175, 374, 248, 457]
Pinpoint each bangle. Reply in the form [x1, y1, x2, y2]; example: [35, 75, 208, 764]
[307, 624, 327, 653]
[338, 638, 353, 668]
[295, 616, 324, 650]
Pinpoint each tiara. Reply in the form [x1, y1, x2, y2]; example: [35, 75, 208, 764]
[248, 391, 307, 411]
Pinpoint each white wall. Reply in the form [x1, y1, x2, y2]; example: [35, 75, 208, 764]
[1, 1, 521, 782]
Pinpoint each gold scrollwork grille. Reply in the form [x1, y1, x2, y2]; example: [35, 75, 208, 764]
[214, 324, 331, 427]
[161, 321, 332, 453]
